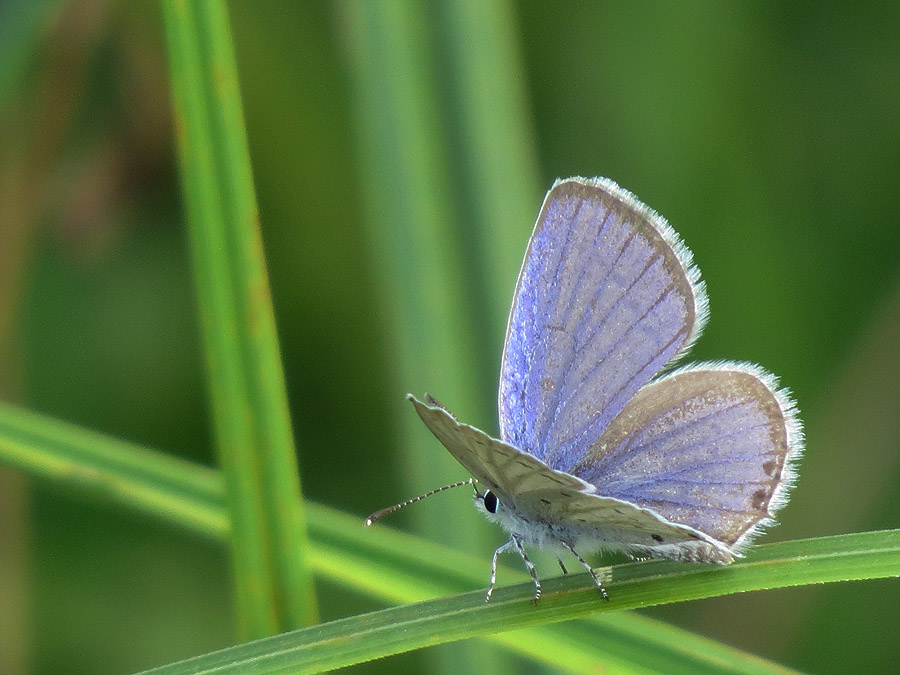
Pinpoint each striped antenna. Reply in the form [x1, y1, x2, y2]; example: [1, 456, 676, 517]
[365, 478, 476, 526]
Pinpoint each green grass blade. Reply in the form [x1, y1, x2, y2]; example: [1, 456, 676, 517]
[160, 0, 317, 634]
[334, 5, 538, 671]
[0, 399, 809, 674]
[136, 531, 899, 674]
[334, 7, 501, 672]
[312, 506, 805, 675]
[334, 0, 490, 473]
[0, 400, 226, 537]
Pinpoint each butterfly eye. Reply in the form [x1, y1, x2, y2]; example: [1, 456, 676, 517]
[483, 490, 499, 514]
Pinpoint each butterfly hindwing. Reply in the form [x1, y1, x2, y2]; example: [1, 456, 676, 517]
[570, 364, 802, 551]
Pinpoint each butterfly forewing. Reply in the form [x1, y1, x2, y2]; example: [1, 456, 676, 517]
[570, 364, 801, 550]
[499, 178, 707, 474]
[409, 395, 589, 496]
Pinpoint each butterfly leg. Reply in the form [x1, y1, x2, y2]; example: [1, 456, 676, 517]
[511, 534, 542, 604]
[485, 540, 515, 603]
[557, 558, 568, 574]
[562, 542, 609, 601]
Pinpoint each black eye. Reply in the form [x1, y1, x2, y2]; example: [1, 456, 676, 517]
[483, 490, 498, 514]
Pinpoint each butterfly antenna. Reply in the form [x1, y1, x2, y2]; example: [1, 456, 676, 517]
[365, 478, 476, 526]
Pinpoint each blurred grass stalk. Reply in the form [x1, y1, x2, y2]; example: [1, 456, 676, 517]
[1, 1, 111, 672]
[334, 1, 540, 670]
[160, 0, 317, 636]
[426, 0, 542, 352]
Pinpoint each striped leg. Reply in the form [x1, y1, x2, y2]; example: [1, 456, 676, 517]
[562, 542, 609, 601]
[485, 540, 514, 603]
[512, 534, 542, 604]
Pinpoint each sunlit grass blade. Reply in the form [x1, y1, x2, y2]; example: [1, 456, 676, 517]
[312, 506, 806, 675]
[0, 400, 226, 536]
[160, 0, 316, 635]
[137, 531, 900, 674]
[0, 398, 810, 674]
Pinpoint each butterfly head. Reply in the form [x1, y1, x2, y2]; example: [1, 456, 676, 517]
[474, 487, 507, 530]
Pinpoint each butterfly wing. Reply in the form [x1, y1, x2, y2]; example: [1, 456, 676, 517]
[410, 394, 588, 495]
[410, 394, 732, 560]
[499, 178, 707, 474]
[570, 364, 803, 551]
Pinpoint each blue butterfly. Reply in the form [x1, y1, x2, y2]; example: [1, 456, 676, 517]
[370, 177, 802, 603]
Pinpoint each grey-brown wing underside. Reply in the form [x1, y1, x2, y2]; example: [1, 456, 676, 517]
[409, 394, 732, 557]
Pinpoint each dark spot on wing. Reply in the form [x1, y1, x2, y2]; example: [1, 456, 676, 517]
[751, 488, 769, 510]
[652, 534, 664, 543]
[762, 460, 777, 476]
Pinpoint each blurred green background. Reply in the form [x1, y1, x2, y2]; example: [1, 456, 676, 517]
[1, 1, 899, 673]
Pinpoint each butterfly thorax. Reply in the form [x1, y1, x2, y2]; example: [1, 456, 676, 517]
[476, 490, 576, 553]
[476, 488, 630, 556]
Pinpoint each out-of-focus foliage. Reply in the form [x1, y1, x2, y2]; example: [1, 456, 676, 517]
[1, 2, 899, 673]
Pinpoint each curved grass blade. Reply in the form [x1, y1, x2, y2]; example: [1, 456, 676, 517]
[136, 531, 900, 674]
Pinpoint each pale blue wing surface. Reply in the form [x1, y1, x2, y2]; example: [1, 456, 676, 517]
[570, 364, 803, 550]
[499, 177, 707, 473]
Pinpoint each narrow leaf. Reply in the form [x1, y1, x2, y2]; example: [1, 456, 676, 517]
[160, 0, 317, 635]
[136, 532, 900, 674]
